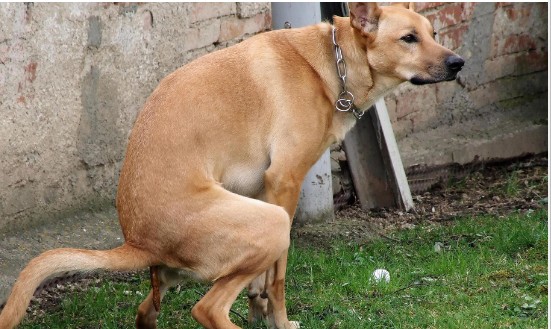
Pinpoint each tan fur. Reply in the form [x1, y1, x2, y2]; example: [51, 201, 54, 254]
[0, 3, 463, 328]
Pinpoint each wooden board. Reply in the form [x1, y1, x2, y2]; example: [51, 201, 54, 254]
[343, 100, 414, 211]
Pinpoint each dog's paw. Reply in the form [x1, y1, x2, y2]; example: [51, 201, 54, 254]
[267, 316, 300, 329]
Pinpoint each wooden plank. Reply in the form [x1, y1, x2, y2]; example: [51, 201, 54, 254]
[373, 99, 414, 211]
[343, 107, 395, 209]
[343, 100, 414, 211]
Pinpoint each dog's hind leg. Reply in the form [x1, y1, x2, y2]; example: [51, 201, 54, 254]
[192, 272, 262, 329]
[136, 266, 185, 329]
[138, 185, 292, 328]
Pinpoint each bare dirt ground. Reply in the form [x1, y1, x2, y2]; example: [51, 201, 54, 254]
[293, 154, 548, 249]
[6, 154, 549, 319]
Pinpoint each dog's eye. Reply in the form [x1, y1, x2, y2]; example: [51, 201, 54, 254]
[400, 34, 418, 43]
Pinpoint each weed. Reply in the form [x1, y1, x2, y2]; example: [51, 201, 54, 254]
[504, 171, 522, 197]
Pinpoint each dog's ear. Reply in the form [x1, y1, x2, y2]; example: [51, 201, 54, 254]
[391, 2, 416, 12]
[348, 2, 382, 34]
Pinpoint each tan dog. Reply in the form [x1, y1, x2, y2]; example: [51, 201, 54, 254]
[0, 3, 463, 328]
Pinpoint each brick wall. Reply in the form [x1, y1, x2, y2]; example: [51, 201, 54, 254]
[1, 3, 548, 226]
[332, 2, 547, 200]
[384, 2, 548, 167]
[0, 3, 271, 232]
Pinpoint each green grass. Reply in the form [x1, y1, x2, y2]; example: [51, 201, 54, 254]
[21, 210, 547, 329]
[504, 171, 521, 197]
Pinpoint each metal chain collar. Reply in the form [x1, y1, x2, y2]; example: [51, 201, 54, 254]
[332, 27, 364, 120]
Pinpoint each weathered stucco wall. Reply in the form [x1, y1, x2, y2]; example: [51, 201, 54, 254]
[0, 2, 271, 232]
[1, 3, 548, 229]
[385, 2, 548, 167]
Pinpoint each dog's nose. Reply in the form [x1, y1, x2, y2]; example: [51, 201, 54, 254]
[445, 55, 465, 72]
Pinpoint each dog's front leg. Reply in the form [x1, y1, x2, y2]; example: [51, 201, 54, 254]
[247, 272, 268, 323]
[265, 251, 301, 329]
[256, 166, 305, 329]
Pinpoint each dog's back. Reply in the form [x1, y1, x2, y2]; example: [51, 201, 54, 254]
[116, 22, 335, 239]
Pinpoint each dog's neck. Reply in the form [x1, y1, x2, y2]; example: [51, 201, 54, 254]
[282, 17, 405, 144]
[323, 17, 401, 143]
[332, 16, 373, 110]
[332, 17, 403, 112]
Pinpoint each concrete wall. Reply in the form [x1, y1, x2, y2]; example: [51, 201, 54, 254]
[1, 3, 548, 229]
[0, 2, 271, 232]
[385, 2, 548, 167]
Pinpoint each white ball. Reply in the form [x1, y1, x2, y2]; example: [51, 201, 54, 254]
[372, 269, 390, 283]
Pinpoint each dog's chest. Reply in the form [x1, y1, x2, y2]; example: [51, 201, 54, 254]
[220, 162, 267, 198]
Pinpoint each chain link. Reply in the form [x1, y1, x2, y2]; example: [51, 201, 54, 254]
[332, 27, 363, 120]
[335, 47, 347, 88]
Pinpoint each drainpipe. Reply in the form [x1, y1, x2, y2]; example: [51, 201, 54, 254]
[271, 3, 335, 224]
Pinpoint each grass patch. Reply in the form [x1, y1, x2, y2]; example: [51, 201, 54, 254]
[20, 210, 547, 328]
[504, 171, 521, 197]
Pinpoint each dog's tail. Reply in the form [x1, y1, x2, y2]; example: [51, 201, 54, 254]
[0, 243, 155, 329]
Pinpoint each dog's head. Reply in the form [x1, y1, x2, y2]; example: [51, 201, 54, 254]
[349, 2, 464, 85]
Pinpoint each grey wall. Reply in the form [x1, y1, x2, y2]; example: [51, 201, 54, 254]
[0, 2, 271, 232]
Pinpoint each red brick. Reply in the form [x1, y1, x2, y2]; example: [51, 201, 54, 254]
[219, 12, 270, 42]
[462, 2, 476, 21]
[189, 2, 234, 23]
[468, 83, 497, 110]
[236, 3, 270, 19]
[484, 56, 515, 83]
[492, 3, 535, 38]
[415, 2, 445, 13]
[494, 34, 538, 57]
[427, 3, 476, 31]
[182, 19, 221, 51]
[468, 71, 547, 109]
[439, 24, 468, 51]
[504, 34, 537, 53]
[514, 51, 548, 74]
[483, 51, 547, 84]
[435, 3, 463, 28]
[424, 12, 437, 27]
[435, 82, 457, 104]
[504, 4, 533, 25]
[392, 118, 413, 139]
[495, 3, 513, 8]
[219, 17, 244, 42]
[394, 85, 437, 121]
[491, 3, 547, 58]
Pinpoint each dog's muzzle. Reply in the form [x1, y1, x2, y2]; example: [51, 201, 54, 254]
[410, 54, 465, 85]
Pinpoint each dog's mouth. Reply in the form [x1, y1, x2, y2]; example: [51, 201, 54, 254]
[409, 73, 459, 85]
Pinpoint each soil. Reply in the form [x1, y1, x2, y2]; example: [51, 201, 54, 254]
[6, 154, 549, 320]
[293, 154, 548, 249]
